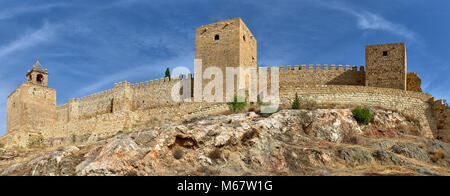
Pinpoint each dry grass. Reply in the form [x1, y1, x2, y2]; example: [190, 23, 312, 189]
[429, 150, 446, 162]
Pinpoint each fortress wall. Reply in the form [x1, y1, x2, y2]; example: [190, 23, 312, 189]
[56, 104, 69, 123]
[76, 90, 113, 119]
[131, 75, 193, 110]
[279, 85, 436, 138]
[407, 72, 422, 92]
[40, 110, 136, 140]
[278, 64, 366, 87]
[433, 100, 450, 142]
[59, 89, 114, 122]
[38, 102, 228, 147]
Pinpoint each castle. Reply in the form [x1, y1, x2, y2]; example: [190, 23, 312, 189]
[1, 18, 449, 148]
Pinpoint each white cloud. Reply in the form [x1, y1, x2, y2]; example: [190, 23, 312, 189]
[0, 3, 68, 20]
[76, 53, 194, 95]
[0, 22, 58, 59]
[320, 1, 420, 44]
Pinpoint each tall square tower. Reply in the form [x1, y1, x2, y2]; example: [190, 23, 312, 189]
[195, 18, 257, 100]
[365, 43, 407, 90]
[6, 61, 56, 133]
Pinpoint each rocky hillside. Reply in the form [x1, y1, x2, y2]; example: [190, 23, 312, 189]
[0, 109, 449, 176]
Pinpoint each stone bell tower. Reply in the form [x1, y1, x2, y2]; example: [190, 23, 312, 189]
[6, 60, 56, 133]
[26, 60, 49, 87]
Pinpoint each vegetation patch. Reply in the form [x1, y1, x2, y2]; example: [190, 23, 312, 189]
[352, 106, 372, 125]
[292, 93, 300, 110]
[227, 95, 248, 113]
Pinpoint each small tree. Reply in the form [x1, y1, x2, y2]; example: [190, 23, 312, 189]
[352, 106, 372, 125]
[165, 67, 171, 81]
[292, 93, 300, 110]
[227, 95, 248, 113]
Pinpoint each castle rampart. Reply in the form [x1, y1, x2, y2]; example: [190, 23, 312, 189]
[2, 18, 449, 149]
[278, 64, 366, 87]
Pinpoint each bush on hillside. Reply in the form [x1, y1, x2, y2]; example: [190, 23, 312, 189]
[292, 93, 301, 110]
[227, 95, 248, 113]
[352, 106, 372, 125]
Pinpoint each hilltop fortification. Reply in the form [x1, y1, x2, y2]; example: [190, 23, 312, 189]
[1, 18, 449, 148]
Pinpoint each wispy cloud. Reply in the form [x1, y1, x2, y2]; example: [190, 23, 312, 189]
[0, 22, 58, 59]
[75, 52, 194, 95]
[318, 1, 420, 45]
[0, 3, 68, 20]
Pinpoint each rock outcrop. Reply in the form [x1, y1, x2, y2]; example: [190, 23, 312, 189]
[1, 109, 449, 176]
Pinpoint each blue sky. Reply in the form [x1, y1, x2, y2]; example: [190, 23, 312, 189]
[0, 0, 449, 135]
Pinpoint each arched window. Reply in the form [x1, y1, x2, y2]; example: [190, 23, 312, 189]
[214, 34, 220, 40]
[36, 74, 44, 83]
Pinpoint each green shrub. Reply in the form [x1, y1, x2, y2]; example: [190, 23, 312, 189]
[227, 95, 248, 113]
[352, 106, 372, 125]
[117, 130, 124, 135]
[292, 93, 300, 110]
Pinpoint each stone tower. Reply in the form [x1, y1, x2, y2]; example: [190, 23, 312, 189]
[6, 60, 56, 133]
[365, 43, 407, 90]
[194, 18, 257, 101]
[26, 60, 49, 87]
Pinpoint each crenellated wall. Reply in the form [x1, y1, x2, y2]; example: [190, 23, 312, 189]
[278, 64, 366, 87]
[2, 17, 441, 149]
[56, 89, 114, 122]
[131, 74, 193, 110]
[54, 74, 194, 124]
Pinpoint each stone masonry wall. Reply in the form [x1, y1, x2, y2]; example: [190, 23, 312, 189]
[2, 63, 435, 149]
[279, 64, 366, 87]
[366, 43, 407, 90]
[55, 75, 193, 124]
[131, 75, 193, 110]
[280, 85, 436, 138]
[7, 83, 57, 133]
[433, 100, 450, 142]
[195, 18, 257, 100]
[407, 72, 422, 92]
[39, 102, 228, 147]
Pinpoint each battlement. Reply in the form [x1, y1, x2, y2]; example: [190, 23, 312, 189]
[69, 90, 114, 104]
[129, 73, 193, 89]
[278, 64, 365, 71]
[4, 18, 445, 149]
